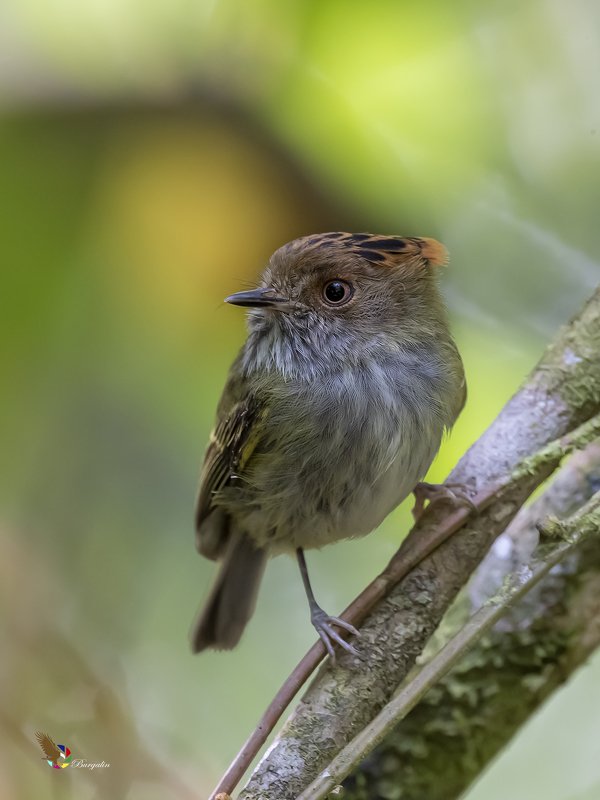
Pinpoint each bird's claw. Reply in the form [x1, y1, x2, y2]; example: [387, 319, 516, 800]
[412, 481, 477, 521]
[311, 607, 360, 662]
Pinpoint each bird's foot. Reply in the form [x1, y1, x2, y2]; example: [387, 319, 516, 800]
[412, 481, 477, 521]
[310, 606, 360, 662]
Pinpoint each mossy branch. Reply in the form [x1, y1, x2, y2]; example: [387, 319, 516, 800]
[300, 462, 600, 799]
[342, 440, 600, 800]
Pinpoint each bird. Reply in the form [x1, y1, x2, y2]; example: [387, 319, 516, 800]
[191, 232, 466, 659]
[36, 731, 62, 767]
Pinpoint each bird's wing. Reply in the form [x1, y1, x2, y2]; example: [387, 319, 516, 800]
[36, 731, 61, 761]
[195, 390, 265, 555]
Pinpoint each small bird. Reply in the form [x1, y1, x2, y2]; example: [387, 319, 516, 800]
[191, 232, 466, 658]
[36, 731, 62, 767]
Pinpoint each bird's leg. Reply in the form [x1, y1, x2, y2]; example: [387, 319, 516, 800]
[412, 481, 477, 521]
[296, 548, 360, 662]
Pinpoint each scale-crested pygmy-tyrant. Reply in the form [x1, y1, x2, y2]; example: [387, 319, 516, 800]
[191, 232, 466, 658]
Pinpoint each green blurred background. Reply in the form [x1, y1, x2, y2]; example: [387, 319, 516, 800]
[1, 0, 599, 797]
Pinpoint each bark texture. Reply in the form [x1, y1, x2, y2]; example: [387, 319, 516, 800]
[239, 287, 600, 800]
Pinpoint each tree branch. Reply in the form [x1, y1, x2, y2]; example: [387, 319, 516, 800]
[303, 449, 600, 799]
[236, 286, 600, 800]
[342, 440, 600, 799]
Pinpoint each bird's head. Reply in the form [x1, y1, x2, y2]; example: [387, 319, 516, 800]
[227, 232, 451, 376]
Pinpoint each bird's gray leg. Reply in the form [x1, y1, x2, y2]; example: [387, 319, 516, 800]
[296, 548, 360, 662]
[412, 481, 477, 521]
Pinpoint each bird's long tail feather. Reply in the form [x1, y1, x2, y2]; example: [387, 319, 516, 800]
[191, 532, 267, 653]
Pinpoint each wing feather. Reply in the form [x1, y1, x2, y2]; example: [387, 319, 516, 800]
[36, 731, 61, 761]
[195, 393, 264, 552]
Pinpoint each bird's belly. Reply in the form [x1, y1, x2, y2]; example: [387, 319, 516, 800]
[261, 429, 441, 554]
[337, 454, 418, 537]
[229, 366, 450, 554]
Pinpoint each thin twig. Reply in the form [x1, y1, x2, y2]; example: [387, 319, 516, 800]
[209, 414, 600, 800]
[209, 502, 474, 800]
[297, 491, 600, 800]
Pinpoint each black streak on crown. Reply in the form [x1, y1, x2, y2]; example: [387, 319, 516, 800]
[356, 248, 386, 261]
[348, 233, 371, 242]
[358, 237, 408, 252]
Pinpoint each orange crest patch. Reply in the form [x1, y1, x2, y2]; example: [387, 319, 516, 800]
[415, 237, 449, 267]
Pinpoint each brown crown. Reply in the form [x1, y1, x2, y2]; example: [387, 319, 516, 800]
[285, 232, 448, 269]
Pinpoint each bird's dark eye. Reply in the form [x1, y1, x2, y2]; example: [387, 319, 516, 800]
[322, 279, 353, 306]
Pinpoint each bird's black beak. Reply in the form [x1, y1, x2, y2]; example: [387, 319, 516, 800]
[224, 287, 290, 309]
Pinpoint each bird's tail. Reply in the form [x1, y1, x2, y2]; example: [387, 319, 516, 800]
[191, 531, 267, 653]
